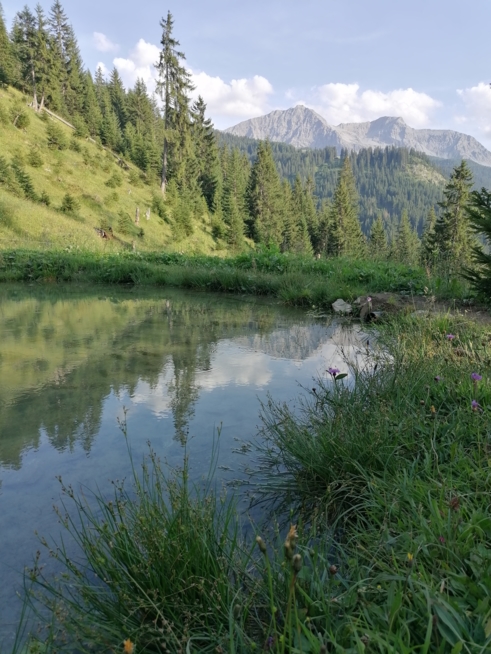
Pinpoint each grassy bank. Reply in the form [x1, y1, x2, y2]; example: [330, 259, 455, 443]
[19, 313, 491, 653]
[0, 248, 472, 308]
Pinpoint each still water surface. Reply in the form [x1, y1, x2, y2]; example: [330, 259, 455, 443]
[0, 284, 366, 646]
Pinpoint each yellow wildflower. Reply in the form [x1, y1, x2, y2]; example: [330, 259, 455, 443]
[123, 639, 134, 654]
[407, 552, 414, 562]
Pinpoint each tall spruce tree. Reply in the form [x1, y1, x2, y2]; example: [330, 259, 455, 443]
[328, 156, 365, 257]
[433, 160, 474, 268]
[247, 140, 284, 247]
[155, 11, 194, 195]
[421, 207, 438, 265]
[369, 215, 388, 259]
[11, 6, 38, 106]
[108, 67, 127, 131]
[81, 71, 102, 138]
[191, 96, 220, 212]
[0, 3, 15, 85]
[289, 175, 313, 254]
[222, 146, 248, 249]
[394, 209, 420, 265]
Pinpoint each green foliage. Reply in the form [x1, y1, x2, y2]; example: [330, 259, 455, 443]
[11, 159, 37, 201]
[328, 156, 365, 257]
[105, 170, 123, 188]
[394, 209, 420, 265]
[462, 187, 491, 295]
[68, 136, 81, 153]
[59, 192, 79, 214]
[369, 214, 388, 258]
[10, 104, 30, 129]
[117, 210, 134, 235]
[46, 120, 68, 150]
[247, 140, 285, 247]
[27, 147, 43, 168]
[39, 190, 50, 206]
[433, 160, 474, 268]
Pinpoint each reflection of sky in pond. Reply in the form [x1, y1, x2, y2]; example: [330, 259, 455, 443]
[0, 286, 370, 648]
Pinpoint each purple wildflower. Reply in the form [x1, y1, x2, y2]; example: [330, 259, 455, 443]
[446, 334, 455, 341]
[471, 373, 482, 382]
[471, 400, 482, 412]
[327, 367, 340, 377]
[266, 636, 274, 649]
[434, 375, 442, 382]
[367, 296, 372, 303]
[439, 536, 445, 543]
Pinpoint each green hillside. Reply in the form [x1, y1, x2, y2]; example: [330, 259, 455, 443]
[0, 87, 217, 253]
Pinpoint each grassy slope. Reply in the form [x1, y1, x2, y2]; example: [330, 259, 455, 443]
[0, 87, 216, 254]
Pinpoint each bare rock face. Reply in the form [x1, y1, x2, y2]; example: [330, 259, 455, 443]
[224, 107, 491, 167]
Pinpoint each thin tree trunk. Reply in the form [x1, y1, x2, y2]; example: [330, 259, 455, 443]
[31, 66, 38, 111]
[161, 134, 168, 193]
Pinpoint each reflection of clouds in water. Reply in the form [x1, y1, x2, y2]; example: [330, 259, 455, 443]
[131, 345, 272, 417]
[131, 363, 175, 417]
[197, 345, 272, 390]
[130, 324, 373, 418]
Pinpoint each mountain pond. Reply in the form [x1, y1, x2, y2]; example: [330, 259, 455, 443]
[0, 284, 370, 647]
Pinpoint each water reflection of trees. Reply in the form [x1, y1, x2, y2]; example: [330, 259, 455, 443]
[0, 287, 331, 467]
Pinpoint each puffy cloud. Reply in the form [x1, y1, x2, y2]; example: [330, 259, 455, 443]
[108, 38, 273, 125]
[311, 83, 441, 127]
[93, 32, 119, 53]
[113, 39, 161, 90]
[190, 72, 274, 123]
[456, 83, 491, 138]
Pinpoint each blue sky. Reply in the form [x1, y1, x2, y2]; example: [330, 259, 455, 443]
[3, 0, 491, 143]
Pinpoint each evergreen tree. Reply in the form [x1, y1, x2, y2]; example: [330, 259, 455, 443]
[316, 200, 331, 255]
[0, 3, 16, 85]
[394, 209, 420, 265]
[462, 187, 491, 295]
[247, 140, 284, 247]
[11, 6, 38, 106]
[328, 156, 365, 257]
[289, 175, 313, 254]
[420, 207, 438, 265]
[222, 146, 248, 248]
[81, 71, 102, 138]
[369, 215, 388, 259]
[33, 4, 52, 110]
[433, 160, 474, 268]
[191, 95, 220, 212]
[155, 11, 195, 195]
[108, 67, 127, 131]
[48, 1, 83, 116]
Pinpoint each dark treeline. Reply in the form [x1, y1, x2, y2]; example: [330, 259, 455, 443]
[219, 132, 447, 238]
[0, 2, 483, 268]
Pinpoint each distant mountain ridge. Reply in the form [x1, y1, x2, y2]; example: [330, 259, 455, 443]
[224, 106, 491, 167]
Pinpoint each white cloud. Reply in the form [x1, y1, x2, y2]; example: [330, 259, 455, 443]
[107, 37, 273, 125]
[93, 32, 119, 53]
[456, 82, 491, 137]
[190, 72, 274, 121]
[113, 39, 161, 90]
[311, 83, 441, 127]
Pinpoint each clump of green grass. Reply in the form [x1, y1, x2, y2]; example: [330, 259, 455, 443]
[25, 438, 254, 654]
